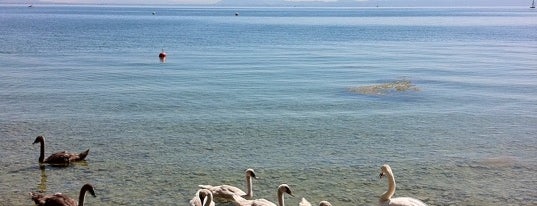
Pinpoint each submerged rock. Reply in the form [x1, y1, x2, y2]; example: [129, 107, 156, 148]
[348, 79, 420, 95]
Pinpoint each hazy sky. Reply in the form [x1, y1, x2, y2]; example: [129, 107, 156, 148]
[3, 0, 532, 6]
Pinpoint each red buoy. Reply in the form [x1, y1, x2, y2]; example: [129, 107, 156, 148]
[159, 49, 167, 58]
[159, 49, 167, 63]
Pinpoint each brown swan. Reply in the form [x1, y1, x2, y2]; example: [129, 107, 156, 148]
[30, 183, 96, 206]
[33, 136, 89, 166]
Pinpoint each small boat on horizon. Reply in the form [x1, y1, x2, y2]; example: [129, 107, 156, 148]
[531, 0, 536, 8]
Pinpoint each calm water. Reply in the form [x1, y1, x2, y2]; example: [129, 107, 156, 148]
[1, 5, 537, 206]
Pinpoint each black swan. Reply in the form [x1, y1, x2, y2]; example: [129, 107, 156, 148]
[30, 183, 96, 206]
[33, 136, 89, 166]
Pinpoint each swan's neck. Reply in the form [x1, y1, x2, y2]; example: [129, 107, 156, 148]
[78, 189, 87, 206]
[38, 140, 45, 163]
[204, 193, 213, 206]
[380, 171, 396, 201]
[245, 175, 253, 198]
[277, 190, 285, 206]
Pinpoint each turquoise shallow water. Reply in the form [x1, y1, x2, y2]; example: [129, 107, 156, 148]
[1, 5, 537, 205]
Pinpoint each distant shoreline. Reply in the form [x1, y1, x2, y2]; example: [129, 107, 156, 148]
[1, 0, 534, 8]
[2, 3, 532, 9]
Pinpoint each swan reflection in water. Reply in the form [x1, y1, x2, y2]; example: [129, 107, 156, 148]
[38, 166, 47, 193]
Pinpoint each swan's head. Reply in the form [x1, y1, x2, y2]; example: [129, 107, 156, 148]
[379, 164, 392, 179]
[33, 136, 44, 144]
[319, 201, 332, 206]
[278, 184, 294, 197]
[82, 184, 97, 197]
[197, 189, 212, 205]
[198, 189, 212, 200]
[246, 168, 257, 179]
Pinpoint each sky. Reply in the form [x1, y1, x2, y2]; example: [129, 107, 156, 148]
[2, 0, 532, 7]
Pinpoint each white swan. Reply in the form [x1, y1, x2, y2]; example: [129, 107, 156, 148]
[379, 164, 427, 206]
[299, 197, 332, 206]
[190, 189, 215, 206]
[199, 168, 257, 202]
[232, 184, 294, 206]
[319, 201, 333, 206]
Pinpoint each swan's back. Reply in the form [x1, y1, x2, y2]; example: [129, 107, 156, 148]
[49, 149, 88, 162]
[198, 184, 246, 202]
[380, 197, 427, 206]
[43, 151, 71, 165]
[299, 197, 312, 206]
[31, 193, 77, 206]
[232, 194, 277, 206]
[300, 198, 332, 206]
[319, 201, 332, 206]
[251, 199, 277, 206]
